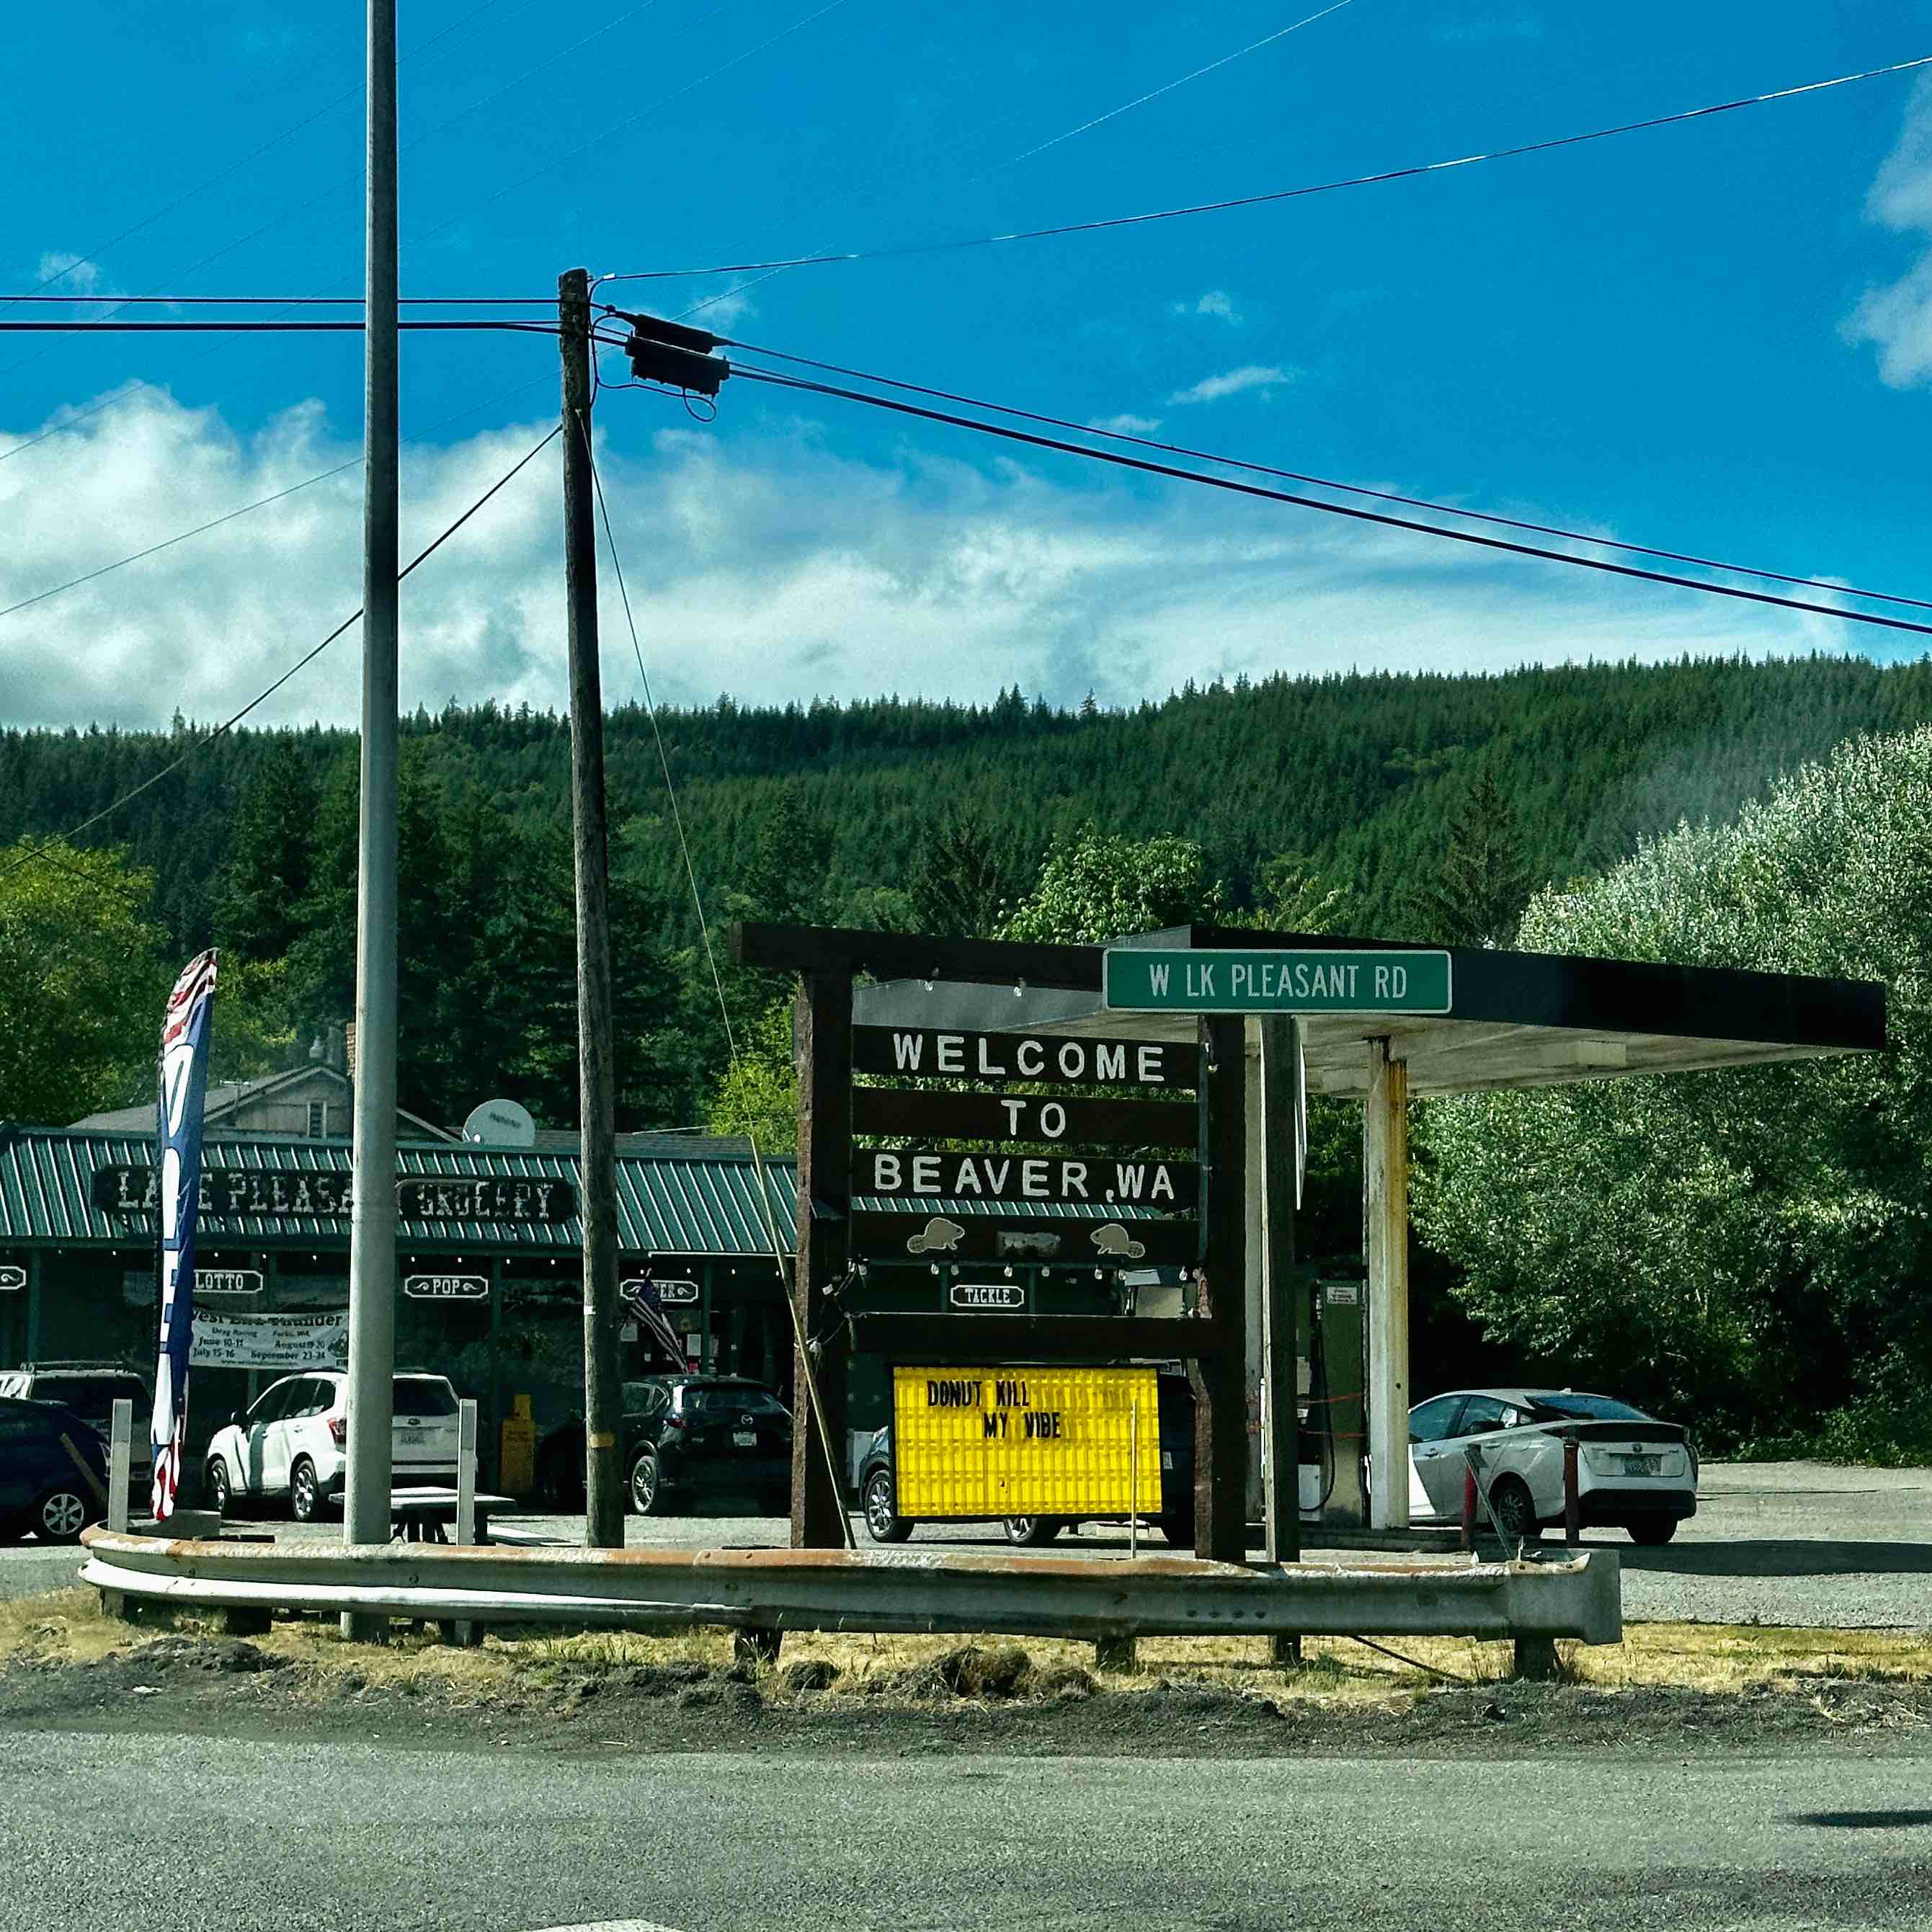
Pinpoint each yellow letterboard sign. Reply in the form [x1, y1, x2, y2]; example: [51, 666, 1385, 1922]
[892, 1365, 1163, 1519]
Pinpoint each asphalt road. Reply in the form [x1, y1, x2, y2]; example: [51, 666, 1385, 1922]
[6, 1459, 1928, 1625]
[4, 1726, 1930, 1931]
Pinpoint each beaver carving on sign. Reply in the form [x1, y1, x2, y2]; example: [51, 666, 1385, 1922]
[906, 1216, 966, 1255]
[1090, 1222, 1147, 1260]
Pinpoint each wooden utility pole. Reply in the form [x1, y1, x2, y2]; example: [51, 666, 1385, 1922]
[790, 974, 853, 1546]
[1257, 1014, 1301, 1566]
[558, 265, 624, 1550]
[1365, 1038, 1410, 1531]
[1192, 1015, 1249, 1564]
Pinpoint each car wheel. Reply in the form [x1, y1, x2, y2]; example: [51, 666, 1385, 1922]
[863, 1469, 912, 1544]
[205, 1459, 231, 1518]
[629, 1448, 667, 1515]
[1487, 1476, 1541, 1546]
[1158, 1508, 1192, 1549]
[1625, 1518, 1678, 1546]
[34, 1485, 92, 1544]
[289, 1457, 324, 1523]
[1003, 1515, 1061, 1547]
[760, 1488, 790, 1518]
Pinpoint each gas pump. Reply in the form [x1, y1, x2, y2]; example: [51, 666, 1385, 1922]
[1299, 1276, 1369, 1528]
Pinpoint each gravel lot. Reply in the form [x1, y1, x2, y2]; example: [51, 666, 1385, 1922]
[6, 1459, 1927, 1626]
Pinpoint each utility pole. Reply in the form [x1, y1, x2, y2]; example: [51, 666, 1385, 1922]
[558, 266, 624, 1550]
[342, 0, 400, 1636]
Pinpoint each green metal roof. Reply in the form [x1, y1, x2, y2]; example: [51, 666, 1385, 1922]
[0, 1126, 800, 1257]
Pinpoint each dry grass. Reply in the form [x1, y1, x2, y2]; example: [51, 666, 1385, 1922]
[4, 1590, 1928, 1707]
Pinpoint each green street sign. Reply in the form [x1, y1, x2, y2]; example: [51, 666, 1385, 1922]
[1103, 947, 1453, 1015]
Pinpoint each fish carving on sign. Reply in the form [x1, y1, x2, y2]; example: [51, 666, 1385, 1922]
[906, 1216, 966, 1255]
[1090, 1222, 1147, 1260]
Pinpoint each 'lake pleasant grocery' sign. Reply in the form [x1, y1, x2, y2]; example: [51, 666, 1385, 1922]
[90, 1166, 575, 1223]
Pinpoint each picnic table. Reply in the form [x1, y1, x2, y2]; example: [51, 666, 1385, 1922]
[388, 1485, 514, 1545]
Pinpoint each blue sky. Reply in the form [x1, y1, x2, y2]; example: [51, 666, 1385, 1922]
[5, 0, 1932, 729]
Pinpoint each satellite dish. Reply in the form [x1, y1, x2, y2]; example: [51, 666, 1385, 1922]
[463, 1098, 537, 1148]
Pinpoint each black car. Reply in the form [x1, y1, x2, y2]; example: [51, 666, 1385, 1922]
[0, 1396, 111, 1544]
[534, 1376, 793, 1516]
[0, 1361, 152, 1503]
[859, 1371, 1196, 1548]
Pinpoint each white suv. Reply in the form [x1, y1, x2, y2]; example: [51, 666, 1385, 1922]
[205, 1371, 462, 1522]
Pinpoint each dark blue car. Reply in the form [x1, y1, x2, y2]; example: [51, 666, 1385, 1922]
[0, 1396, 110, 1544]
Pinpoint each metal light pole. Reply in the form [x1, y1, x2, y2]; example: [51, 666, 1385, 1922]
[342, 0, 400, 1634]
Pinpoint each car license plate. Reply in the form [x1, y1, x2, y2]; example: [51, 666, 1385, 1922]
[1623, 1454, 1660, 1476]
[733, 1430, 757, 1448]
[397, 1429, 425, 1446]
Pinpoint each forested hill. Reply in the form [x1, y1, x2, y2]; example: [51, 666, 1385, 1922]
[9, 651, 1932, 956]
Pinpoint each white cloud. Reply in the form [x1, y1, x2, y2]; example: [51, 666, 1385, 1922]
[1090, 413, 1162, 435]
[1843, 74, 1932, 387]
[0, 383, 1848, 735]
[687, 279, 757, 329]
[1172, 289, 1239, 324]
[1167, 364, 1296, 406]
[34, 251, 101, 295]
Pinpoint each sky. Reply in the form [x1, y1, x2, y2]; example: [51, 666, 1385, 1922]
[4, 0, 1932, 731]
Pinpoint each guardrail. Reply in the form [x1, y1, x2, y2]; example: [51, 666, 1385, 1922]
[80, 1528, 1621, 1661]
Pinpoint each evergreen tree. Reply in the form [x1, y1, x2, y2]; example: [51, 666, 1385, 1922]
[213, 736, 317, 961]
[905, 809, 1015, 938]
[1399, 772, 1534, 945]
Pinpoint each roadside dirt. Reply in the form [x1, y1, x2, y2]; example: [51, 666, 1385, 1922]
[5, 1627, 1929, 1760]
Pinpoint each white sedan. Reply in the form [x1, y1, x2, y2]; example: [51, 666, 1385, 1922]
[1408, 1386, 1698, 1546]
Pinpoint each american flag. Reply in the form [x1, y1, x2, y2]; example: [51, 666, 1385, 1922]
[619, 1269, 687, 1366]
[152, 950, 218, 1519]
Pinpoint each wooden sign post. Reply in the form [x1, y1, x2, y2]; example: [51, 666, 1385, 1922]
[731, 922, 1250, 1564]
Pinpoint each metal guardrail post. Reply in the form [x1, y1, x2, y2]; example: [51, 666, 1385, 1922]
[451, 1398, 482, 1648]
[107, 1399, 132, 1534]
[1563, 1437, 1582, 1546]
[457, 1400, 478, 1545]
[102, 1398, 133, 1619]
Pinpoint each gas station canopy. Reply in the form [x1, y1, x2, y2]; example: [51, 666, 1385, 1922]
[827, 923, 1886, 1095]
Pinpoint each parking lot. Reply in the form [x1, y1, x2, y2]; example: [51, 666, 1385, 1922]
[5, 1458, 1927, 1625]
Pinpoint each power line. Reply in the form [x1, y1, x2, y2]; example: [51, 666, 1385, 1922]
[574, 409, 845, 1544]
[0, 460, 357, 625]
[998, 0, 1356, 172]
[0, 295, 559, 306]
[723, 362, 1932, 641]
[657, 1, 1355, 331]
[717, 337, 1932, 616]
[599, 50, 1932, 282]
[0, 370, 560, 628]
[0, 0, 627, 382]
[0, 319, 556, 333]
[576, 415, 737, 1061]
[409, 0, 855, 251]
[0, 422, 561, 887]
[0, 0, 521, 319]
[0, 0, 775, 448]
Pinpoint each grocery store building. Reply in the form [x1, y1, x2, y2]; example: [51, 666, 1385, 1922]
[0, 1123, 804, 1483]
